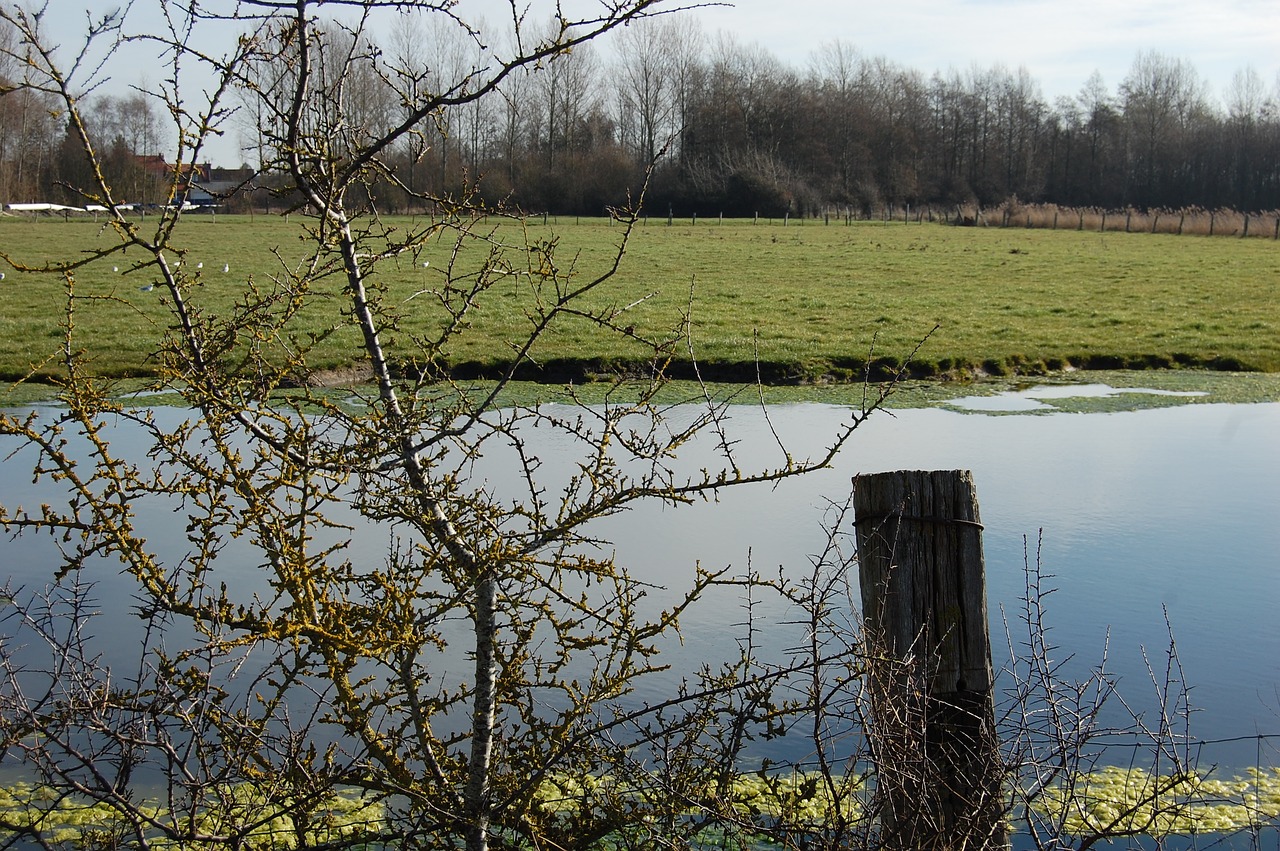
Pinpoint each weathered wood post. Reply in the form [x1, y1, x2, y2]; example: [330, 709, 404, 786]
[853, 470, 1006, 851]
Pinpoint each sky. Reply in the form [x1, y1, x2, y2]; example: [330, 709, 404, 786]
[699, 0, 1280, 101]
[32, 0, 1280, 167]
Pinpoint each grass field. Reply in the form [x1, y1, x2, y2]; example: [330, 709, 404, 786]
[1, 214, 1277, 385]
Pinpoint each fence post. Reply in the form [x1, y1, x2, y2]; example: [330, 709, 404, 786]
[853, 470, 1006, 851]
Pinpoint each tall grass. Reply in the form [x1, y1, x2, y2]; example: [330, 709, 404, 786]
[984, 201, 1280, 239]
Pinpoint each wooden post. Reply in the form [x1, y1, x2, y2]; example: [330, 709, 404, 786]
[853, 470, 1006, 851]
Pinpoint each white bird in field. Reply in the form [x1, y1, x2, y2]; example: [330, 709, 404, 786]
[0, 273, 5, 281]
[139, 284, 154, 292]
[113, 266, 119, 273]
[197, 261, 203, 269]
[223, 263, 229, 273]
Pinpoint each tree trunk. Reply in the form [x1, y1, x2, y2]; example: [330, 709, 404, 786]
[853, 470, 1007, 851]
[466, 571, 498, 851]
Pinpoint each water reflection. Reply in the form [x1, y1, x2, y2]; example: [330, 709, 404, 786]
[584, 400, 1280, 769]
[2, 397, 1278, 773]
[946, 383, 1209, 411]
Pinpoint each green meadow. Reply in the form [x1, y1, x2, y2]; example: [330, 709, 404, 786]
[1, 215, 1277, 386]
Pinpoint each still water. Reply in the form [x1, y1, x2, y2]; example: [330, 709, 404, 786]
[2, 391, 1278, 774]
[579, 392, 1280, 772]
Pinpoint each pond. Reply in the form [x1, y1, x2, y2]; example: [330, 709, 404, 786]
[577, 389, 1280, 773]
[2, 389, 1278, 778]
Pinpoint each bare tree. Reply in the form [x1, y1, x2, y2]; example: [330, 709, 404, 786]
[529, 18, 601, 172]
[0, 3, 886, 851]
[1120, 50, 1213, 207]
[454, 24, 497, 182]
[0, 9, 62, 202]
[808, 40, 869, 202]
[1225, 65, 1270, 210]
[614, 16, 687, 169]
[386, 12, 478, 204]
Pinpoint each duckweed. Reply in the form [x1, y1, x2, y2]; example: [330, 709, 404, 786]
[0, 782, 384, 849]
[4, 766, 1277, 847]
[1034, 766, 1280, 838]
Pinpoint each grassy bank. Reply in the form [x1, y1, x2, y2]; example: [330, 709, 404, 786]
[1, 215, 1277, 384]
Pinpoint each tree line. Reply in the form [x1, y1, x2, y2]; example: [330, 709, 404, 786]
[3, 13, 1279, 217]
